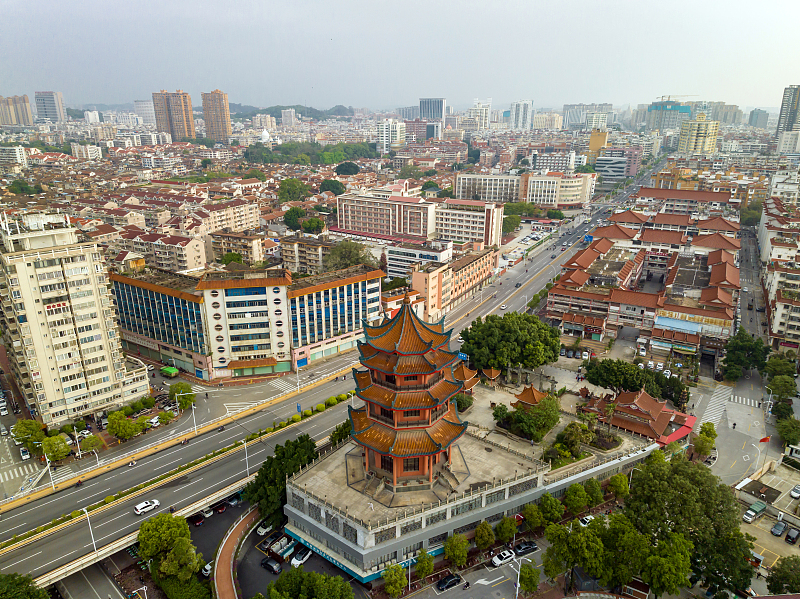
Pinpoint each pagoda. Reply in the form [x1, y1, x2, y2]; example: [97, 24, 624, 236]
[349, 294, 468, 491]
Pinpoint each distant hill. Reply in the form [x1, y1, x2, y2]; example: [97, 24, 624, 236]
[233, 104, 354, 120]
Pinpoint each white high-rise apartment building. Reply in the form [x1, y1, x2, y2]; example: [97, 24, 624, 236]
[532, 112, 563, 129]
[0, 215, 148, 425]
[510, 100, 533, 130]
[70, 143, 103, 160]
[586, 112, 608, 130]
[84, 111, 100, 124]
[282, 108, 297, 127]
[134, 100, 157, 126]
[376, 119, 406, 154]
[34, 91, 66, 122]
[419, 98, 446, 122]
[0, 146, 28, 167]
[467, 99, 492, 130]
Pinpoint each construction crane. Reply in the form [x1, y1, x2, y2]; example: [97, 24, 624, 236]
[656, 95, 698, 102]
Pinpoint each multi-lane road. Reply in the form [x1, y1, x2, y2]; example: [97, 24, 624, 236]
[0, 172, 654, 580]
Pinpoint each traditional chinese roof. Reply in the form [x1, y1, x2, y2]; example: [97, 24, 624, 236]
[362, 294, 451, 355]
[513, 385, 548, 408]
[482, 367, 501, 380]
[452, 363, 477, 382]
[353, 368, 462, 410]
[349, 402, 466, 457]
[359, 344, 458, 376]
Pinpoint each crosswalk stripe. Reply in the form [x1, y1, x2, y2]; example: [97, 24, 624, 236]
[695, 385, 730, 431]
[269, 378, 296, 393]
[729, 395, 761, 408]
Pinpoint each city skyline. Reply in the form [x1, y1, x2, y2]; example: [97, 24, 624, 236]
[2, 0, 798, 111]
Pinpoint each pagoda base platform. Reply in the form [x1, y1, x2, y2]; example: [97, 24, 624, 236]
[345, 445, 471, 509]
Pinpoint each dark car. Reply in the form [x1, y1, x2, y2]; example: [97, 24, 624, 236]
[224, 494, 241, 507]
[756, 307, 765, 312]
[258, 530, 283, 553]
[560, 347, 566, 356]
[566, 350, 574, 358]
[188, 514, 205, 527]
[514, 540, 539, 556]
[515, 282, 522, 288]
[437, 573, 462, 591]
[551, 254, 556, 258]
[212, 501, 227, 513]
[786, 528, 800, 545]
[261, 557, 282, 575]
[771, 521, 788, 536]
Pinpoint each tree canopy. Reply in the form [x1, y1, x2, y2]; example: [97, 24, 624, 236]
[503, 215, 522, 234]
[244, 142, 374, 166]
[770, 374, 796, 402]
[0, 573, 49, 599]
[169, 382, 196, 409]
[322, 240, 377, 271]
[138, 513, 204, 582]
[278, 178, 312, 203]
[444, 533, 469, 567]
[41, 435, 70, 462]
[329, 421, 351, 445]
[382, 563, 406, 599]
[11, 419, 45, 451]
[721, 329, 770, 381]
[583, 358, 685, 405]
[302, 218, 325, 234]
[767, 555, 800, 595]
[242, 435, 317, 527]
[106, 410, 140, 441]
[284, 207, 305, 230]
[221, 252, 243, 265]
[8, 180, 43, 196]
[264, 565, 353, 599]
[765, 353, 796, 379]
[776, 417, 800, 445]
[625, 455, 755, 593]
[460, 312, 560, 371]
[320, 179, 346, 195]
[335, 161, 361, 175]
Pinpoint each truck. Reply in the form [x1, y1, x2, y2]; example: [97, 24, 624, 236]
[742, 501, 767, 523]
[160, 366, 179, 378]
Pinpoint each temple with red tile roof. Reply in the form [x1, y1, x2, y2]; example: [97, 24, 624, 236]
[349, 294, 468, 489]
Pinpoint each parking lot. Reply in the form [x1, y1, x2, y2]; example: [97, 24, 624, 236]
[757, 466, 800, 515]
[741, 509, 797, 569]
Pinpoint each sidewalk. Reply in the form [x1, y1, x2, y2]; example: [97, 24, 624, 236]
[216, 507, 260, 599]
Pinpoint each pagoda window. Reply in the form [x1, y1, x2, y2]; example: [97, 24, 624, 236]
[385, 374, 396, 385]
[403, 457, 420, 472]
[380, 407, 393, 420]
[380, 455, 394, 472]
[406, 375, 418, 381]
[403, 410, 420, 418]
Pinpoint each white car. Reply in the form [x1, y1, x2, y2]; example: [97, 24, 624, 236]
[656, 363, 664, 371]
[578, 515, 595, 527]
[500, 305, 507, 310]
[581, 351, 589, 360]
[743, 287, 749, 293]
[491, 550, 515, 567]
[637, 363, 644, 370]
[146, 364, 154, 371]
[256, 519, 273, 536]
[664, 370, 672, 379]
[638, 347, 646, 356]
[201, 562, 213, 577]
[290, 546, 312, 568]
[134, 499, 160, 515]
[456, 336, 463, 343]
[790, 484, 800, 499]
[20, 447, 30, 461]
[0, 406, 7, 416]
[77, 430, 92, 439]
[201, 507, 214, 518]
[647, 360, 654, 369]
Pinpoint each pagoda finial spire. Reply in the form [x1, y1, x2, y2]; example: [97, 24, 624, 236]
[403, 291, 411, 304]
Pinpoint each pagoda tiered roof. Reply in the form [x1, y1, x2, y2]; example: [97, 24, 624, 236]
[353, 369, 461, 410]
[362, 296, 451, 355]
[359, 344, 458, 376]
[349, 403, 467, 457]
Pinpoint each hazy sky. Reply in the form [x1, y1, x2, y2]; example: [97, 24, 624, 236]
[3, 0, 799, 112]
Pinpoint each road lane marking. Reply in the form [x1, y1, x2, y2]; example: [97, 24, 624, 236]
[730, 460, 737, 468]
[4, 550, 42, 568]
[492, 578, 508, 587]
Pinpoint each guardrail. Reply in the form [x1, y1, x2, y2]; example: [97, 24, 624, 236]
[0, 364, 353, 513]
[33, 477, 252, 588]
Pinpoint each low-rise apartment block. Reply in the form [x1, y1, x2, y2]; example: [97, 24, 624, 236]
[209, 230, 269, 264]
[386, 240, 453, 279]
[114, 232, 206, 271]
[280, 235, 337, 274]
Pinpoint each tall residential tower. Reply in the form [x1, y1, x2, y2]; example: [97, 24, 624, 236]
[0, 95, 34, 126]
[0, 214, 148, 425]
[510, 100, 533, 130]
[34, 91, 66, 122]
[777, 85, 800, 135]
[201, 89, 232, 143]
[152, 90, 196, 140]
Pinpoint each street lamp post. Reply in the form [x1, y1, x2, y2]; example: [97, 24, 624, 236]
[132, 586, 148, 599]
[764, 386, 774, 417]
[510, 556, 532, 599]
[347, 391, 355, 406]
[90, 448, 100, 468]
[629, 466, 643, 485]
[32, 442, 55, 490]
[174, 390, 196, 435]
[83, 507, 98, 554]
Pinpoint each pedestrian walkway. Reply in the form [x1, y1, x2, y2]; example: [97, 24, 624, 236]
[190, 384, 208, 393]
[730, 395, 762, 408]
[223, 401, 261, 416]
[695, 384, 729, 432]
[0, 463, 39, 483]
[216, 507, 260, 599]
[267, 377, 299, 393]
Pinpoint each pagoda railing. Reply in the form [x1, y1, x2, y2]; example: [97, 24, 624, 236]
[376, 372, 443, 392]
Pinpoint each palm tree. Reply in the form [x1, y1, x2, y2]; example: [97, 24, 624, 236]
[604, 403, 616, 433]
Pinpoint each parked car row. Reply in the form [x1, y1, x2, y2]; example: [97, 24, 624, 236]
[560, 347, 591, 360]
[489, 540, 540, 567]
